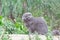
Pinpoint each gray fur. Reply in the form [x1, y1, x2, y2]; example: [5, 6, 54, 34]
[22, 12, 48, 35]
[52, 30, 60, 35]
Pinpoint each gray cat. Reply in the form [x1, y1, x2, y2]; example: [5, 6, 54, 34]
[22, 12, 48, 35]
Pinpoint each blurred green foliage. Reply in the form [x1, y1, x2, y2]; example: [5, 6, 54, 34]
[0, 16, 3, 25]
[1, 0, 60, 40]
[0, 16, 28, 34]
[0, 0, 60, 36]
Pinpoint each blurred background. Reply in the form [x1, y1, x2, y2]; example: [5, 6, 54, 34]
[0, 0, 60, 35]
